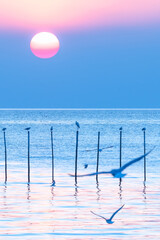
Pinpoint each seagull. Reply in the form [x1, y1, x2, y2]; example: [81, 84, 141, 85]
[119, 127, 122, 131]
[50, 126, 53, 131]
[2, 128, 6, 131]
[75, 121, 80, 129]
[142, 128, 146, 131]
[91, 204, 124, 224]
[84, 146, 113, 152]
[84, 164, 88, 169]
[69, 148, 154, 178]
[25, 127, 31, 131]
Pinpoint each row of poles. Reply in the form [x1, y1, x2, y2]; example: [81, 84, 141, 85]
[1, 125, 146, 185]
[1, 127, 55, 185]
[74, 124, 147, 184]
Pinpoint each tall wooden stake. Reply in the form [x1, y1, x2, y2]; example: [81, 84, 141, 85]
[142, 128, 146, 181]
[75, 130, 79, 184]
[2, 128, 7, 183]
[96, 131, 100, 182]
[25, 128, 31, 183]
[119, 127, 122, 168]
[28, 130, 30, 183]
[50, 127, 55, 185]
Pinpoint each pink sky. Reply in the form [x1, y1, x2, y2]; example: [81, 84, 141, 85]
[1, 0, 160, 31]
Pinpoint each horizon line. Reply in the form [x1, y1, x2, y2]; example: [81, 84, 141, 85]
[0, 108, 160, 111]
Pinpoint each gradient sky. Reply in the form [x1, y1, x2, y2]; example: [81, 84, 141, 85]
[0, 0, 160, 108]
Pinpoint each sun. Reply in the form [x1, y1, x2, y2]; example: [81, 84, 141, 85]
[30, 32, 60, 59]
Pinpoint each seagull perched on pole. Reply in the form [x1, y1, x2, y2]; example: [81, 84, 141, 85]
[119, 127, 122, 131]
[25, 127, 31, 131]
[75, 121, 80, 130]
[2, 128, 6, 131]
[91, 205, 124, 224]
[69, 148, 154, 178]
[142, 128, 146, 131]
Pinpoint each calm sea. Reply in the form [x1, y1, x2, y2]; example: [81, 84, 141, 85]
[0, 109, 159, 239]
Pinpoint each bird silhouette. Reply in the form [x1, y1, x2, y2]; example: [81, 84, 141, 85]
[50, 126, 53, 131]
[119, 127, 122, 131]
[75, 121, 80, 129]
[142, 128, 146, 131]
[91, 204, 124, 224]
[25, 127, 31, 131]
[69, 148, 153, 178]
[84, 164, 88, 169]
[2, 128, 6, 131]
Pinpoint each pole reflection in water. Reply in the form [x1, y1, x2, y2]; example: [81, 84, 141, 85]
[96, 182, 101, 202]
[143, 181, 147, 200]
[2, 184, 8, 225]
[74, 184, 79, 220]
[27, 184, 31, 201]
[26, 184, 31, 219]
[50, 186, 55, 202]
[118, 179, 123, 201]
[3, 184, 7, 207]
[74, 183, 78, 199]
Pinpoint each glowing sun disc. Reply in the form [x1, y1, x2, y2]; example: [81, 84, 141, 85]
[30, 32, 60, 59]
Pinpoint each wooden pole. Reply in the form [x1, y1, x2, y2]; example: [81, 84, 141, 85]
[3, 129, 7, 183]
[119, 127, 122, 168]
[28, 130, 30, 183]
[75, 130, 79, 184]
[50, 127, 55, 185]
[142, 128, 146, 181]
[96, 131, 100, 182]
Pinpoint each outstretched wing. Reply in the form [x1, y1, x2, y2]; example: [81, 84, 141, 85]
[84, 146, 113, 152]
[84, 148, 97, 152]
[91, 211, 107, 221]
[109, 205, 124, 221]
[119, 148, 154, 172]
[101, 146, 114, 150]
[69, 171, 111, 177]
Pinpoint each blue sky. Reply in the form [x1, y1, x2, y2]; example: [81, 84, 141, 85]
[0, 26, 160, 108]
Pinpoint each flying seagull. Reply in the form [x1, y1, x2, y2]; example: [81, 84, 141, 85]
[75, 121, 80, 129]
[91, 204, 124, 224]
[84, 145, 113, 152]
[69, 148, 154, 178]
[25, 127, 31, 131]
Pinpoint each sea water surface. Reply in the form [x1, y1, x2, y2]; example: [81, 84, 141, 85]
[0, 109, 159, 240]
